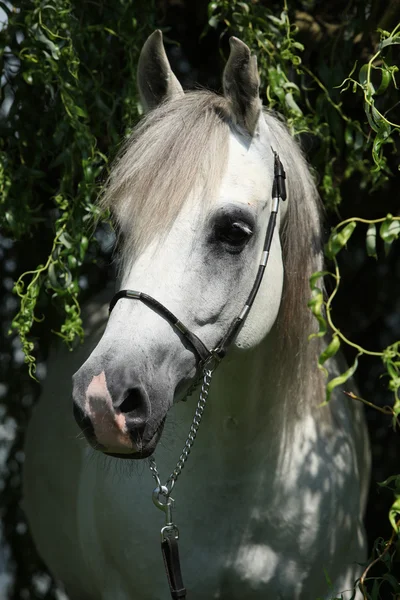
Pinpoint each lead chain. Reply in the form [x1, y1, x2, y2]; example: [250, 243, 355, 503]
[149, 366, 214, 496]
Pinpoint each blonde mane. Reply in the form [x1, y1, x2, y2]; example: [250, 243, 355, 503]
[101, 91, 231, 254]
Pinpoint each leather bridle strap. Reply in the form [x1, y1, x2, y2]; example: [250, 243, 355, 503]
[108, 151, 287, 368]
[213, 152, 287, 358]
[109, 290, 212, 364]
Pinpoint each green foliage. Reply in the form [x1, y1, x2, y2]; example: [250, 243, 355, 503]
[338, 23, 400, 175]
[208, 0, 399, 209]
[378, 476, 400, 533]
[1, 0, 155, 374]
[311, 215, 400, 415]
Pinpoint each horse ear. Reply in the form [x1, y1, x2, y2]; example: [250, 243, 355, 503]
[223, 37, 262, 135]
[137, 30, 184, 112]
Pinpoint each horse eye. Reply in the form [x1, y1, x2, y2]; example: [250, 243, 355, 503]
[216, 221, 253, 247]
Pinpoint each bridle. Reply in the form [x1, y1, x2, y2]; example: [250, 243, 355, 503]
[108, 151, 286, 599]
[109, 151, 286, 368]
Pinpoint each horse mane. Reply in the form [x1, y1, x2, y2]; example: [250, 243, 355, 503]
[101, 91, 325, 408]
[100, 91, 231, 254]
[261, 110, 326, 414]
[262, 110, 324, 347]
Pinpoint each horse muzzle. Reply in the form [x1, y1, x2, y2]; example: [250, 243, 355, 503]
[72, 371, 165, 459]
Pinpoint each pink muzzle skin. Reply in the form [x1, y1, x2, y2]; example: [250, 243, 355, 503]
[84, 372, 137, 454]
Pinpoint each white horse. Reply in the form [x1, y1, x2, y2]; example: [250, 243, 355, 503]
[24, 31, 370, 600]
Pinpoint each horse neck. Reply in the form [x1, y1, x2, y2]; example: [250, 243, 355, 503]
[178, 321, 327, 477]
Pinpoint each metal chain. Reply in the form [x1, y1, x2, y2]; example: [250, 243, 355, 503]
[149, 366, 214, 496]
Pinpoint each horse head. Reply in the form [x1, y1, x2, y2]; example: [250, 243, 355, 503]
[72, 31, 315, 459]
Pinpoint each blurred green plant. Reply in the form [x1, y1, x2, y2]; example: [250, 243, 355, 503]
[309, 214, 400, 417]
[1, 0, 155, 376]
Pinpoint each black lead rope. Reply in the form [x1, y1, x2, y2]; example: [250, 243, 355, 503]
[108, 152, 287, 600]
[162, 537, 186, 599]
[152, 487, 187, 598]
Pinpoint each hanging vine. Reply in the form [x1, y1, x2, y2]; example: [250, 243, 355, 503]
[1, 0, 155, 376]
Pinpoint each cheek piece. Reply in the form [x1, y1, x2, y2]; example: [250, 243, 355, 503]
[108, 151, 287, 370]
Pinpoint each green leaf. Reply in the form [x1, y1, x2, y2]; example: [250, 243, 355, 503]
[344, 124, 353, 147]
[378, 475, 400, 492]
[372, 134, 384, 168]
[73, 104, 88, 119]
[324, 354, 360, 403]
[208, 15, 219, 28]
[364, 102, 379, 132]
[375, 67, 392, 95]
[386, 361, 399, 380]
[22, 72, 34, 85]
[379, 35, 400, 50]
[366, 223, 377, 258]
[309, 270, 331, 290]
[382, 573, 400, 592]
[325, 222, 357, 259]
[292, 41, 304, 52]
[32, 25, 60, 60]
[380, 216, 400, 244]
[237, 2, 250, 13]
[59, 232, 74, 249]
[267, 14, 285, 26]
[354, 129, 364, 151]
[104, 27, 118, 36]
[268, 67, 286, 103]
[80, 236, 89, 261]
[308, 288, 327, 339]
[318, 334, 341, 377]
[285, 92, 302, 115]
[389, 496, 400, 532]
[48, 262, 59, 289]
[358, 64, 368, 86]
[371, 579, 380, 600]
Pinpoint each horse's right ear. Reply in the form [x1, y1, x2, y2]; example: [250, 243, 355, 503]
[137, 30, 184, 112]
[223, 37, 261, 136]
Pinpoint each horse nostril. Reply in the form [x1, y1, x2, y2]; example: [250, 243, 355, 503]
[118, 387, 149, 422]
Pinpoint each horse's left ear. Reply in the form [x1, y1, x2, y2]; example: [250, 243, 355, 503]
[137, 30, 184, 112]
[223, 37, 262, 136]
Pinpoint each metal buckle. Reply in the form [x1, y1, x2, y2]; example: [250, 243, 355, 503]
[152, 485, 179, 541]
[202, 350, 222, 373]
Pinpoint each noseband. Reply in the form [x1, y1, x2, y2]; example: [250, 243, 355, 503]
[108, 151, 287, 599]
[109, 151, 286, 367]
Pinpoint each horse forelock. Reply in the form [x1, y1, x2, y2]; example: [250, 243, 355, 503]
[100, 91, 231, 259]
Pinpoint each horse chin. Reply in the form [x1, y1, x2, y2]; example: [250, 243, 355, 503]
[103, 418, 165, 460]
[104, 448, 154, 460]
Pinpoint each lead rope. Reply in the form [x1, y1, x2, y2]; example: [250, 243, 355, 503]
[148, 362, 216, 599]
